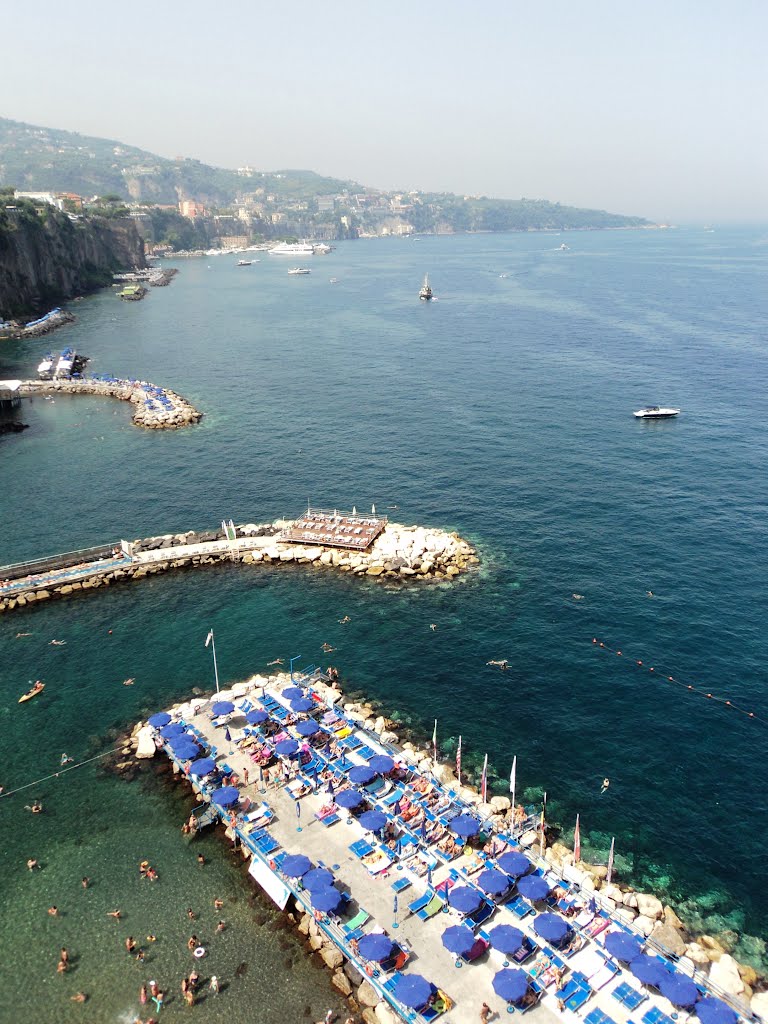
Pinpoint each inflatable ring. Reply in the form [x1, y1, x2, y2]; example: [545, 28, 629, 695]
[193, 946, 205, 959]
[268, 859, 276, 870]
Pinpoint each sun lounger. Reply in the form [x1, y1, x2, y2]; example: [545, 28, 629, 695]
[583, 913, 610, 937]
[611, 981, 646, 1011]
[392, 876, 412, 894]
[362, 849, 393, 874]
[417, 893, 445, 920]
[566, 983, 594, 1012]
[408, 891, 434, 915]
[342, 909, 370, 939]
[585, 1009, 619, 1024]
[467, 900, 495, 927]
[509, 895, 533, 919]
[591, 962, 621, 991]
[317, 811, 340, 827]
[350, 839, 374, 858]
[511, 934, 538, 964]
[641, 1007, 675, 1024]
[462, 936, 490, 963]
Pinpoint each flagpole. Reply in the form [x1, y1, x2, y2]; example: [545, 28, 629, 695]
[456, 735, 462, 788]
[510, 755, 517, 816]
[210, 631, 221, 694]
[432, 719, 438, 770]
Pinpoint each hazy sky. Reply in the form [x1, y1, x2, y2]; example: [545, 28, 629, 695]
[4, 0, 767, 221]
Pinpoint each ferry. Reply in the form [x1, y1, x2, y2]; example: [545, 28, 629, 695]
[288, 267, 311, 276]
[634, 406, 681, 419]
[419, 274, 433, 301]
[268, 242, 315, 257]
[37, 354, 54, 379]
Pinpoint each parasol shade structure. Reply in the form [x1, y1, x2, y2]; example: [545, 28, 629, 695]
[290, 697, 314, 713]
[281, 854, 312, 877]
[348, 765, 376, 785]
[487, 924, 525, 955]
[630, 955, 668, 988]
[392, 974, 433, 1009]
[303, 867, 334, 891]
[447, 886, 483, 914]
[517, 874, 551, 901]
[296, 720, 320, 737]
[171, 741, 200, 760]
[533, 913, 569, 945]
[358, 810, 388, 832]
[477, 868, 511, 896]
[450, 814, 480, 837]
[496, 851, 531, 877]
[189, 757, 217, 777]
[368, 754, 395, 774]
[696, 999, 738, 1024]
[246, 709, 269, 725]
[441, 924, 476, 957]
[275, 738, 299, 756]
[211, 786, 240, 807]
[358, 932, 395, 962]
[211, 700, 235, 716]
[335, 789, 363, 809]
[493, 968, 530, 1003]
[283, 687, 303, 700]
[604, 931, 644, 963]
[160, 722, 186, 738]
[660, 976, 700, 1008]
[148, 712, 172, 728]
[310, 886, 342, 913]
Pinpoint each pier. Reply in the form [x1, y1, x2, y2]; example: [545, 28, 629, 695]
[137, 671, 751, 1024]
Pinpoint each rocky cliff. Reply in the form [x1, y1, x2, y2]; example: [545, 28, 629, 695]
[0, 202, 146, 319]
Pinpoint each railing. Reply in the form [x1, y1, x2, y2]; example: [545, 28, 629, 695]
[0, 544, 119, 581]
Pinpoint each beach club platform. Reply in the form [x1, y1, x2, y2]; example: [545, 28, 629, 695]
[144, 674, 748, 1024]
[280, 508, 388, 551]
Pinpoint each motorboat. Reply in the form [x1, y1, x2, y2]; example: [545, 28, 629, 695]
[634, 406, 681, 419]
[288, 267, 311, 275]
[236, 259, 253, 266]
[37, 354, 54, 379]
[55, 348, 75, 378]
[419, 274, 433, 300]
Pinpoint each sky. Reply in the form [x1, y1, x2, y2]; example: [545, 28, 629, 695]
[3, 0, 767, 222]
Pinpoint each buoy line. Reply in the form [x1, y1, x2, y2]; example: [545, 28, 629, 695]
[592, 638, 765, 725]
[0, 746, 124, 800]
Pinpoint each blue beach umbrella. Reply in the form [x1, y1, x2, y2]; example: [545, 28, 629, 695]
[368, 754, 395, 774]
[282, 854, 312, 877]
[148, 712, 172, 728]
[189, 757, 217, 777]
[211, 786, 240, 807]
[358, 932, 395, 962]
[335, 789, 363, 810]
[172, 742, 200, 761]
[517, 874, 551, 901]
[310, 887, 342, 913]
[168, 732, 197, 750]
[393, 974, 432, 1010]
[296, 720, 320, 737]
[303, 867, 334, 891]
[630, 955, 667, 988]
[496, 851, 531, 877]
[477, 868, 511, 896]
[441, 923, 476, 957]
[533, 913, 569, 945]
[696, 999, 738, 1024]
[604, 931, 644, 963]
[246, 709, 269, 725]
[493, 968, 529, 1003]
[359, 810, 388, 832]
[487, 924, 525, 955]
[448, 886, 483, 914]
[160, 722, 186, 738]
[450, 813, 480, 837]
[212, 700, 235, 716]
[348, 765, 376, 785]
[283, 687, 303, 700]
[660, 975, 699, 1008]
[275, 738, 299, 756]
[291, 697, 315, 713]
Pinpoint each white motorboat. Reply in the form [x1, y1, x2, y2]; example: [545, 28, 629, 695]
[236, 259, 252, 266]
[634, 406, 681, 419]
[55, 348, 75, 378]
[37, 354, 54, 379]
[288, 267, 311, 276]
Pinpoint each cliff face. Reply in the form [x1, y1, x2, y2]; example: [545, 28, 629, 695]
[0, 205, 146, 319]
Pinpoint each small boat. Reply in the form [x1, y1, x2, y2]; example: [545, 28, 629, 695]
[419, 274, 433, 301]
[634, 406, 681, 419]
[236, 260, 252, 266]
[288, 267, 311, 276]
[38, 354, 54, 379]
[19, 680, 45, 703]
[557, 243, 570, 251]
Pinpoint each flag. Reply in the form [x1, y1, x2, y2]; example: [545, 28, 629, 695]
[432, 719, 438, 765]
[393, 895, 398, 916]
[606, 836, 615, 884]
[480, 753, 488, 803]
[205, 630, 214, 648]
[225, 727, 231, 742]
[573, 813, 581, 863]
[456, 736, 462, 786]
[509, 756, 516, 794]
[540, 792, 547, 856]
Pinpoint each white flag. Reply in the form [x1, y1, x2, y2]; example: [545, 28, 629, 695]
[509, 755, 517, 793]
[205, 630, 214, 648]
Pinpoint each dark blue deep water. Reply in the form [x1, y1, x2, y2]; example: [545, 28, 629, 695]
[2, 227, 767, 1020]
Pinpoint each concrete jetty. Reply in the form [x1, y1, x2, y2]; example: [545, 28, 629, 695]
[17, 375, 202, 429]
[132, 671, 756, 1024]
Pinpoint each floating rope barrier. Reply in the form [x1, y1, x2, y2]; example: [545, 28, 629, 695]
[592, 638, 765, 725]
[0, 746, 124, 800]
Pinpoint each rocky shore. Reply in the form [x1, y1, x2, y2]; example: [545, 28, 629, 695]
[0, 520, 479, 614]
[17, 376, 202, 429]
[0, 307, 75, 340]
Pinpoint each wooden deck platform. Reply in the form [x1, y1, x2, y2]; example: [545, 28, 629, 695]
[281, 508, 388, 551]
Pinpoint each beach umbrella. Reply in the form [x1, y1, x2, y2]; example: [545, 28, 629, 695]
[496, 851, 531, 877]
[348, 765, 376, 785]
[630, 955, 667, 988]
[450, 813, 480, 837]
[493, 968, 530, 1003]
[335, 789, 363, 810]
[369, 754, 395, 774]
[696, 998, 738, 1024]
[159, 722, 186, 738]
[246, 709, 269, 725]
[517, 874, 551, 901]
[169, 732, 198, 750]
[275, 738, 299, 756]
[148, 712, 172, 728]
[303, 867, 334, 892]
[172, 742, 200, 761]
[487, 924, 525, 956]
[441, 924, 476, 957]
[477, 868, 511, 896]
[604, 931, 644, 963]
[212, 700, 235, 716]
[533, 913, 569, 945]
[211, 786, 240, 807]
[660, 975, 700, 1008]
[283, 687, 303, 700]
[291, 697, 315, 713]
[310, 886, 342, 913]
[296, 720, 320, 737]
[358, 932, 395, 962]
[281, 854, 312, 878]
[359, 810, 388, 832]
[392, 974, 432, 1009]
[189, 757, 217, 777]
[447, 886, 483, 914]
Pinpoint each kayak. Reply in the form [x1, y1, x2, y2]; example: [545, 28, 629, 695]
[19, 682, 45, 703]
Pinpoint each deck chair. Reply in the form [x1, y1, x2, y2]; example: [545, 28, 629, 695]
[416, 893, 445, 920]
[408, 890, 435, 916]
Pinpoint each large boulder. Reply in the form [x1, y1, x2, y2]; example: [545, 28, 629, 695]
[135, 726, 156, 759]
[751, 992, 768, 1018]
[357, 980, 379, 1007]
[651, 921, 687, 956]
[684, 943, 712, 967]
[320, 945, 344, 970]
[602, 884, 624, 904]
[331, 970, 352, 997]
[490, 795, 511, 812]
[708, 955, 745, 997]
[635, 893, 664, 920]
[374, 1002, 401, 1024]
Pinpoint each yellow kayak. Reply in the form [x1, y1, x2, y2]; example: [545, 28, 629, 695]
[19, 682, 45, 703]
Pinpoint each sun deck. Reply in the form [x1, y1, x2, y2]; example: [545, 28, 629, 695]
[280, 508, 388, 551]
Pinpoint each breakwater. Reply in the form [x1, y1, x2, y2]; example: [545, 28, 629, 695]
[17, 375, 202, 429]
[0, 519, 478, 613]
[0, 306, 75, 340]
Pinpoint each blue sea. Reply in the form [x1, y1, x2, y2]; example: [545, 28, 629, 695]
[1, 226, 767, 1021]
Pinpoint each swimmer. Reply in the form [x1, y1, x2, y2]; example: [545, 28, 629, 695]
[123, 678, 135, 686]
[26, 801, 43, 813]
[600, 778, 610, 794]
[125, 936, 136, 953]
[338, 615, 351, 624]
[213, 898, 224, 910]
[321, 643, 335, 653]
[187, 908, 196, 920]
[646, 590, 654, 597]
[60, 753, 74, 765]
[266, 658, 284, 666]
[429, 624, 438, 631]
[27, 858, 39, 870]
[16, 632, 33, 637]
[487, 659, 509, 670]
[49, 639, 67, 646]
[70, 992, 87, 1002]
[81, 877, 90, 889]
[48, 905, 59, 916]
[146, 934, 157, 943]
[572, 593, 585, 600]
[196, 854, 205, 867]
[57, 959, 68, 974]
[215, 920, 226, 933]
[107, 909, 122, 919]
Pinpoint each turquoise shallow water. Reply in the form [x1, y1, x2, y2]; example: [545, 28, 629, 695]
[2, 227, 768, 1019]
